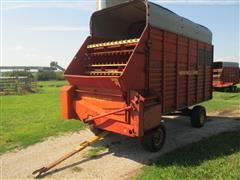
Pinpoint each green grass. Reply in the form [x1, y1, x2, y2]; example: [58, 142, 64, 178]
[137, 85, 240, 179]
[0, 81, 85, 154]
[136, 131, 240, 180]
[0, 80, 239, 160]
[200, 91, 240, 112]
[71, 166, 83, 173]
[199, 84, 240, 112]
[82, 146, 107, 159]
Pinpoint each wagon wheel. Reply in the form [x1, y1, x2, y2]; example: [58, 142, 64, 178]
[190, 105, 206, 128]
[229, 86, 234, 92]
[233, 85, 237, 92]
[140, 124, 166, 152]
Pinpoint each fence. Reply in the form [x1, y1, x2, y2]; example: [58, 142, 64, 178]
[0, 76, 37, 95]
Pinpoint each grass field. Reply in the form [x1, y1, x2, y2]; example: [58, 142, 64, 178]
[1, 81, 239, 160]
[200, 86, 240, 112]
[136, 131, 240, 180]
[0, 81, 85, 154]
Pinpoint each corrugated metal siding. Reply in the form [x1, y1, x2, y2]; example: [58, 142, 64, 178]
[222, 67, 240, 84]
[149, 28, 163, 97]
[149, 26, 213, 114]
[148, 2, 212, 44]
[213, 62, 239, 86]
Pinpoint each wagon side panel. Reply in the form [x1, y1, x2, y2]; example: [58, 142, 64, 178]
[149, 26, 213, 114]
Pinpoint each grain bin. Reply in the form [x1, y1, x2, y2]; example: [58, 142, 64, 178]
[61, 0, 213, 152]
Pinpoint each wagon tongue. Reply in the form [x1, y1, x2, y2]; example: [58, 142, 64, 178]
[33, 131, 109, 178]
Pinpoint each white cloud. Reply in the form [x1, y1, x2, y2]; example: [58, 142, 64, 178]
[24, 26, 89, 32]
[151, 0, 238, 5]
[215, 56, 240, 63]
[46, 55, 58, 60]
[3, 0, 237, 12]
[25, 53, 38, 58]
[15, 46, 24, 51]
[3, 1, 95, 11]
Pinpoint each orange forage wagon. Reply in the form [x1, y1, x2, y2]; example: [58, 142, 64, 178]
[61, 0, 213, 152]
[213, 61, 240, 91]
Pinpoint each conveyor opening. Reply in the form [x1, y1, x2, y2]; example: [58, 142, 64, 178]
[64, 1, 147, 78]
[81, 1, 147, 76]
[91, 1, 147, 40]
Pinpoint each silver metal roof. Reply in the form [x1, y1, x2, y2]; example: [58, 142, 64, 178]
[148, 2, 212, 44]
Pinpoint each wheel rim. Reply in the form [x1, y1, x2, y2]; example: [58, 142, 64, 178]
[153, 129, 164, 146]
[200, 110, 205, 124]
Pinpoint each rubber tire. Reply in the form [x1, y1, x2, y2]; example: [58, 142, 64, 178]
[140, 125, 166, 152]
[190, 105, 206, 128]
[89, 125, 103, 135]
[233, 86, 237, 92]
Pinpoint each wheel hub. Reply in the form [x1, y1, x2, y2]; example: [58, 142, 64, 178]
[153, 129, 164, 146]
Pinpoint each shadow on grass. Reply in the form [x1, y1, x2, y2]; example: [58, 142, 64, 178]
[150, 130, 240, 167]
[213, 86, 240, 93]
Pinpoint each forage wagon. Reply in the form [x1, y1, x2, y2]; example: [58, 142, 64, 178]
[61, 0, 213, 152]
[213, 61, 239, 91]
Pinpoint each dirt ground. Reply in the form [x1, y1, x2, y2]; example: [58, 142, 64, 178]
[1, 113, 240, 180]
[209, 109, 240, 119]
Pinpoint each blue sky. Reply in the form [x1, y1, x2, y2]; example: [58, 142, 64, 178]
[1, 0, 239, 68]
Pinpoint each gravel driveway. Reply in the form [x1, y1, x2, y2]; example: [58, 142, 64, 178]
[1, 114, 240, 180]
